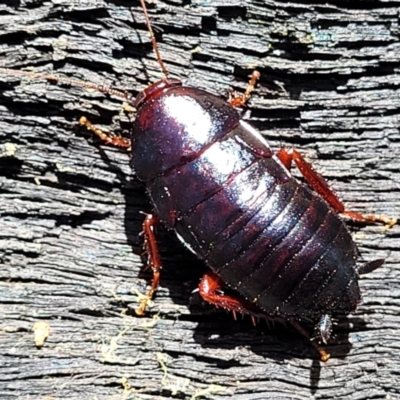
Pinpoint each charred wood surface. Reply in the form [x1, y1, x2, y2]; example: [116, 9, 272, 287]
[0, 0, 399, 399]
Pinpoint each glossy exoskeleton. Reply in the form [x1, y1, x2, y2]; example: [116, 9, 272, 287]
[130, 77, 392, 361]
[1, 0, 395, 362]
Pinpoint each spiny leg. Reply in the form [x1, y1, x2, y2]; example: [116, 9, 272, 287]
[198, 271, 252, 319]
[290, 320, 330, 362]
[199, 272, 332, 359]
[136, 213, 162, 316]
[79, 116, 131, 149]
[80, 115, 161, 315]
[277, 148, 397, 228]
[228, 70, 260, 108]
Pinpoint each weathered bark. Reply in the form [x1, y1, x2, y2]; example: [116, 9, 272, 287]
[0, 0, 399, 399]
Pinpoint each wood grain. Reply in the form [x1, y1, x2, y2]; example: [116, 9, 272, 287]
[0, 0, 399, 399]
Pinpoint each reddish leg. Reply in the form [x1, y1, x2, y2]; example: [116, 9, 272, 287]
[198, 271, 253, 320]
[199, 271, 330, 361]
[136, 213, 162, 316]
[79, 116, 131, 149]
[228, 71, 260, 108]
[290, 321, 330, 362]
[277, 148, 397, 228]
[80, 118, 161, 314]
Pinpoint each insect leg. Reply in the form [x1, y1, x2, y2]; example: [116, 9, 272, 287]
[136, 213, 162, 316]
[290, 320, 331, 362]
[79, 116, 131, 149]
[228, 71, 260, 108]
[200, 272, 332, 360]
[277, 148, 397, 227]
[198, 271, 251, 317]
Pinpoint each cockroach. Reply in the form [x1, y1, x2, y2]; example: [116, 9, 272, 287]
[0, 0, 396, 362]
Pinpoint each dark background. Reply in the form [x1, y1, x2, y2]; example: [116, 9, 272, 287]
[1, 0, 400, 399]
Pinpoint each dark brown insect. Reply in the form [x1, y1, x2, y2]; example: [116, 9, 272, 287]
[0, 0, 396, 362]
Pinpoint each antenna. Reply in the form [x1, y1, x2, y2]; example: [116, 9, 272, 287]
[0, 67, 130, 101]
[0, 2, 169, 97]
[139, 0, 170, 79]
